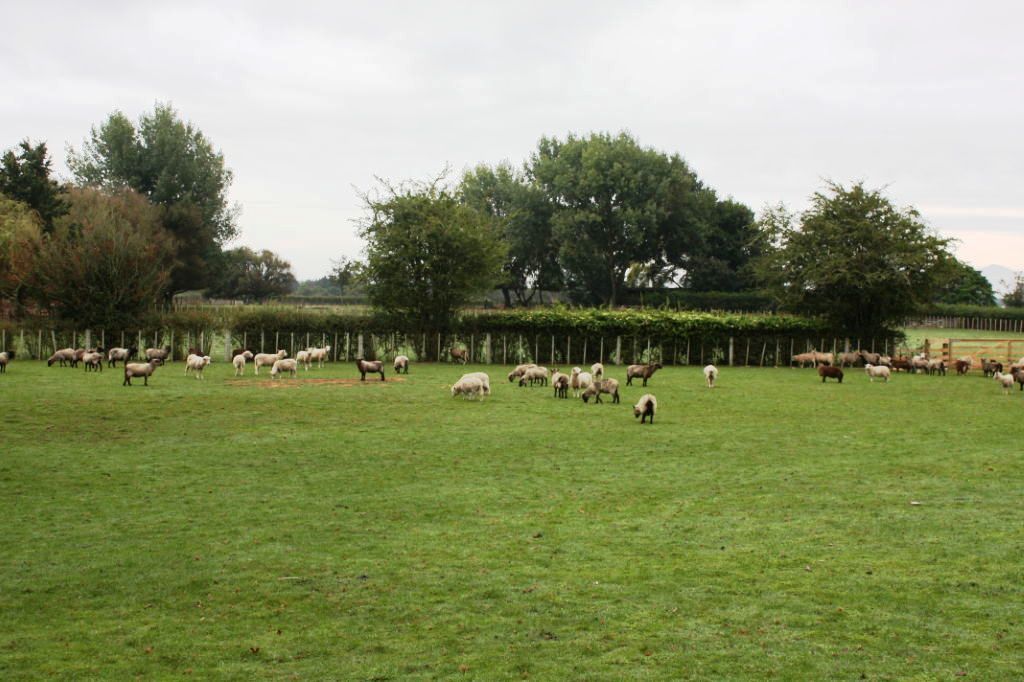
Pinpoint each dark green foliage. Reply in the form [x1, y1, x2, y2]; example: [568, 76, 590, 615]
[0, 140, 67, 233]
[208, 247, 298, 302]
[932, 260, 996, 306]
[1001, 272, 1024, 308]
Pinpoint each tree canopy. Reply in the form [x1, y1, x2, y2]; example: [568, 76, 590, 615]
[208, 247, 297, 302]
[756, 182, 956, 333]
[932, 260, 996, 306]
[0, 140, 67, 233]
[0, 194, 43, 304]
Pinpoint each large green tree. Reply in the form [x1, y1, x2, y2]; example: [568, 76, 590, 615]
[67, 103, 238, 293]
[933, 260, 996, 306]
[684, 198, 762, 291]
[756, 182, 955, 334]
[459, 163, 560, 307]
[529, 132, 717, 306]
[0, 140, 67, 233]
[360, 178, 505, 333]
[0, 194, 43, 304]
[29, 187, 177, 328]
[208, 247, 297, 302]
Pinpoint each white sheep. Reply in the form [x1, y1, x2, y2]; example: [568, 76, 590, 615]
[47, 348, 78, 367]
[591, 362, 604, 379]
[507, 363, 537, 383]
[254, 350, 287, 375]
[460, 371, 491, 395]
[185, 354, 212, 379]
[518, 366, 549, 387]
[864, 363, 891, 383]
[270, 358, 298, 379]
[394, 355, 410, 374]
[451, 375, 485, 400]
[703, 364, 718, 388]
[582, 377, 620, 404]
[308, 346, 331, 367]
[82, 351, 104, 372]
[296, 349, 312, 371]
[633, 394, 657, 424]
[232, 350, 254, 376]
[993, 371, 1015, 395]
[106, 347, 135, 368]
[570, 368, 593, 397]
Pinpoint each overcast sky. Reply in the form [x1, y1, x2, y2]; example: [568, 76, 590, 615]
[3, 1, 1023, 280]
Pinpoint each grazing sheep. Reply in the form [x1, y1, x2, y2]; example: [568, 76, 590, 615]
[982, 358, 1003, 377]
[82, 351, 104, 372]
[106, 346, 137, 368]
[814, 351, 835, 366]
[818, 365, 844, 383]
[0, 350, 14, 373]
[551, 370, 569, 398]
[993, 371, 1015, 394]
[356, 358, 385, 381]
[308, 346, 331, 368]
[519, 366, 550, 387]
[791, 351, 817, 368]
[271, 358, 298, 379]
[47, 348, 78, 367]
[450, 347, 469, 364]
[837, 351, 861, 368]
[451, 375, 484, 400]
[591, 362, 605, 379]
[704, 364, 718, 388]
[858, 350, 881, 365]
[864, 363, 890, 383]
[185, 354, 212, 379]
[296, 349, 312, 371]
[633, 394, 657, 424]
[926, 359, 946, 376]
[569, 368, 593, 397]
[393, 355, 410, 374]
[232, 350, 254, 376]
[507, 363, 536, 383]
[582, 378, 620, 404]
[626, 362, 662, 387]
[144, 347, 171, 365]
[954, 359, 971, 375]
[254, 350, 287, 375]
[123, 359, 160, 386]
[460, 371, 491, 395]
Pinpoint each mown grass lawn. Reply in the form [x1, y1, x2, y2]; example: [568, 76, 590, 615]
[1, 359, 1022, 680]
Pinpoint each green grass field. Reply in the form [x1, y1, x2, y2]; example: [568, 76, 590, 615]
[2, 358, 1022, 679]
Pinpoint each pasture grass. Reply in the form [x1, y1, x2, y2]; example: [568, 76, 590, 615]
[1, 359, 1022, 679]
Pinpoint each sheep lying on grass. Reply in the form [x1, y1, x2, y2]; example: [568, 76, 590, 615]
[993, 371, 1015, 395]
[393, 355, 410, 374]
[82, 351, 104, 372]
[123, 359, 160, 386]
[48, 348, 77, 367]
[451, 375, 485, 400]
[704, 364, 718, 388]
[271, 358, 298, 379]
[626, 363, 662, 387]
[106, 347, 137, 368]
[582, 378, 620, 404]
[185, 354, 212, 379]
[864, 363, 890, 383]
[591, 362, 604, 379]
[818, 365, 843, 383]
[233, 350, 254, 376]
[633, 394, 657, 424]
[356, 358, 385, 381]
[507, 363, 536, 383]
[518, 366, 549, 387]
[0, 350, 14, 374]
[254, 350, 287, 375]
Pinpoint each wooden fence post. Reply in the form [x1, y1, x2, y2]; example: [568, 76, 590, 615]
[615, 336, 622, 365]
[485, 333, 492, 364]
[728, 337, 734, 366]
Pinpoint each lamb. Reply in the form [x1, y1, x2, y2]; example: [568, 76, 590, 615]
[0, 350, 14, 374]
[296, 349, 312, 371]
[451, 375, 484, 400]
[253, 350, 287, 375]
[633, 394, 657, 424]
[591, 362, 604, 379]
[82, 351, 104, 372]
[460, 371, 491, 395]
[626, 362, 662, 387]
[356, 358, 385, 381]
[450, 347, 469, 364]
[507, 363, 536, 383]
[551, 370, 569, 399]
[47, 348, 78, 367]
[582, 378, 620, 404]
[123, 359, 160, 386]
[106, 346, 137, 368]
[818, 365, 844, 383]
[307, 346, 331, 368]
[993, 371, 1015, 395]
[185, 354, 212, 379]
[569, 368, 593, 397]
[864, 363, 890, 383]
[232, 350, 254, 376]
[518, 365, 550, 387]
[271, 358, 298, 379]
[703, 364, 718, 388]
[393, 355, 410, 374]
[145, 347, 171, 365]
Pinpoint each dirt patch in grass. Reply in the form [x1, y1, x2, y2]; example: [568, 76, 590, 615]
[226, 377, 405, 388]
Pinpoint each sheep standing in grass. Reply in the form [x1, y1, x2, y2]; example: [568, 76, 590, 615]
[818, 365, 843, 383]
[232, 350, 254, 376]
[451, 375, 484, 400]
[296, 349, 312, 371]
[569, 368, 593, 397]
[145, 347, 171, 365]
[106, 347, 137, 368]
[837, 352, 861, 368]
[954, 359, 971, 375]
[123, 359, 160, 386]
[0, 350, 14, 374]
[254, 350, 287, 375]
[47, 348, 77, 367]
[626, 363, 662, 387]
[633, 394, 657, 424]
[993, 371, 1015, 395]
[910, 355, 930, 374]
[591, 362, 604, 379]
[356, 358, 385, 381]
[507, 363, 536, 383]
[1013, 369, 1024, 392]
[450, 348, 469, 364]
[791, 351, 817, 368]
[185, 354, 212, 379]
[460, 371, 491, 395]
[982, 358, 1003, 377]
[519, 366, 549, 387]
[308, 346, 331, 367]
[582, 378, 620, 404]
[864, 363, 890, 383]
[551, 370, 569, 398]
[814, 351, 836, 366]
[703, 364, 719, 388]
[271, 358, 298, 379]
[393, 355, 410, 374]
[926, 359, 946, 376]
[82, 351, 104, 372]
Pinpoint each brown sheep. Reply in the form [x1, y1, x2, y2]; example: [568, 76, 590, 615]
[818, 365, 843, 383]
[450, 348, 469, 364]
[356, 358, 385, 381]
[582, 378, 621, 404]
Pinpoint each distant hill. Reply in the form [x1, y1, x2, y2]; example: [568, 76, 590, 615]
[981, 264, 1018, 297]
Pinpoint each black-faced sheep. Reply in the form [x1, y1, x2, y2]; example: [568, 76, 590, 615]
[626, 362, 662, 387]
[507, 363, 536, 383]
[551, 371, 569, 399]
[393, 355, 410, 374]
[982, 358, 1003, 377]
[0, 350, 14, 373]
[582, 378, 620, 404]
[591, 362, 604, 379]
[356, 358, 385, 381]
[633, 394, 657, 424]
